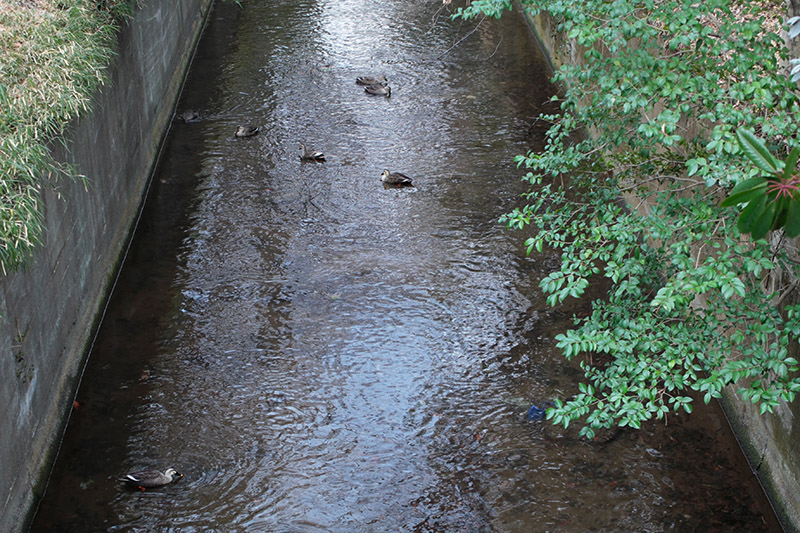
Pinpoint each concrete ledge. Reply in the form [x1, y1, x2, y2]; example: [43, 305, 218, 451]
[0, 0, 213, 530]
[720, 389, 800, 531]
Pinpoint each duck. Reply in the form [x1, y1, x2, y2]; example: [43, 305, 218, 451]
[364, 85, 391, 97]
[299, 143, 326, 162]
[121, 467, 182, 491]
[381, 169, 413, 186]
[234, 125, 260, 138]
[356, 75, 388, 86]
[179, 110, 200, 123]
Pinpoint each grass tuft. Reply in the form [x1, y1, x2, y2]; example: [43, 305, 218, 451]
[0, 0, 135, 273]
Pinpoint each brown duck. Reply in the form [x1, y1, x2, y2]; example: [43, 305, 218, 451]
[234, 126, 260, 138]
[356, 75, 388, 86]
[364, 85, 391, 97]
[300, 143, 326, 162]
[381, 169, 413, 187]
[121, 467, 182, 491]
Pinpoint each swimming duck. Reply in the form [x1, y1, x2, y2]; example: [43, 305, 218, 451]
[364, 85, 391, 97]
[381, 169, 413, 186]
[356, 75, 388, 86]
[234, 126, 260, 138]
[300, 143, 326, 162]
[121, 467, 182, 491]
[179, 110, 200, 123]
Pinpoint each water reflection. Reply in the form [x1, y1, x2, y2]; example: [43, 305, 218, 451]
[31, 0, 778, 531]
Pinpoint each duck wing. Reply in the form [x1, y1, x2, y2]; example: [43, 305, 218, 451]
[122, 470, 167, 487]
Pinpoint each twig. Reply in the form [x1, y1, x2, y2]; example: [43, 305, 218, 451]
[772, 278, 800, 309]
[428, 0, 452, 32]
[479, 35, 503, 60]
[436, 15, 485, 60]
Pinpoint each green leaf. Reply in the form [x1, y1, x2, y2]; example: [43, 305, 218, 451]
[783, 196, 800, 237]
[751, 199, 778, 240]
[720, 178, 767, 207]
[736, 193, 768, 234]
[737, 129, 780, 175]
[784, 146, 800, 180]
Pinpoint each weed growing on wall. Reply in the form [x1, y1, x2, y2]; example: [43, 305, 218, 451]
[455, 0, 800, 437]
[0, 0, 134, 273]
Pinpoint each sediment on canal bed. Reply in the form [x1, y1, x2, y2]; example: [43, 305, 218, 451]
[0, 1, 212, 530]
[525, 9, 800, 531]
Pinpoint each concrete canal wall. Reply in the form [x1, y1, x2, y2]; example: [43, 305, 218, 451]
[0, 0, 213, 529]
[524, 10, 800, 531]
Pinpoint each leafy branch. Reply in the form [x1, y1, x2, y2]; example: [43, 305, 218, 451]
[457, 0, 800, 437]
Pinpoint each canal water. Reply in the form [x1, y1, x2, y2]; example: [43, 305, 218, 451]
[31, 0, 779, 531]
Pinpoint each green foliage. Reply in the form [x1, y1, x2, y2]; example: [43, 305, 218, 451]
[0, 1, 133, 272]
[458, 0, 800, 436]
[452, 0, 514, 20]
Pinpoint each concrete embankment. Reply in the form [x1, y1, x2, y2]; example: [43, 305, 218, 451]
[524, 10, 800, 531]
[0, 1, 212, 529]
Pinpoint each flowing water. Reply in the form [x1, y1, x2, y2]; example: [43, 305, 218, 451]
[31, 1, 780, 531]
